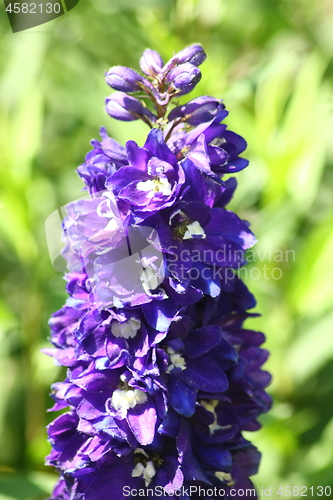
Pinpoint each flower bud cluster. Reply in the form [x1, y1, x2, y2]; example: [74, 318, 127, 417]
[45, 46, 271, 500]
[105, 44, 206, 122]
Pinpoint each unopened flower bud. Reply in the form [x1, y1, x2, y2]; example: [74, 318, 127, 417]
[105, 66, 145, 92]
[173, 44, 206, 66]
[167, 63, 201, 95]
[105, 92, 156, 122]
[140, 49, 164, 76]
[164, 44, 207, 72]
[168, 96, 224, 125]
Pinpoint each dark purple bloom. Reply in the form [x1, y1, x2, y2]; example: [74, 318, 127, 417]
[146, 198, 256, 299]
[45, 45, 270, 500]
[164, 324, 238, 417]
[106, 129, 185, 220]
[165, 95, 250, 179]
[48, 431, 186, 500]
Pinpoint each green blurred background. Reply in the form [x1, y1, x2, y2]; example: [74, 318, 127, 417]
[0, 0, 333, 498]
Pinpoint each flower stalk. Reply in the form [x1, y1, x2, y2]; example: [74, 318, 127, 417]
[45, 44, 271, 500]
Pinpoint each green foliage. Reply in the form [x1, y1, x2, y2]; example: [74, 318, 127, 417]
[0, 0, 332, 497]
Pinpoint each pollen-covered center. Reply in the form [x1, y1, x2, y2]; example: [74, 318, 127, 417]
[172, 211, 206, 241]
[215, 471, 235, 487]
[166, 346, 186, 372]
[110, 377, 147, 417]
[183, 220, 206, 240]
[137, 176, 172, 197]
[132, 449, 163, 486]
[140, 265, 160, 292]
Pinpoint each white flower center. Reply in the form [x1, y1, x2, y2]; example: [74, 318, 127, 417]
[166, 346, 186, 372]
[132, 458, 156, 486]
[111, 318, 141, 339]
[183, 220, 206, 240]
[140, 265, 160, 292]
[111, 388, 147, 417]
[137, 177, 172, 197]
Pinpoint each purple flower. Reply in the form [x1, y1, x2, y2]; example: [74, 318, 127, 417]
[167, 107, 249, 175]
[106, 129, 185, 220]
[147, 199, 256, 299]
[48, 431, 186, 500]
[45, 44, 270, 500]
[75, 306, 167, 361]
[164, 324, 238, 417]
[77, 127, 127, 194]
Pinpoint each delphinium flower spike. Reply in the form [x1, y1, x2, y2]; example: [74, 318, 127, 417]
[45, 44, 271, 500]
